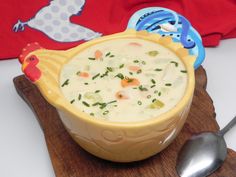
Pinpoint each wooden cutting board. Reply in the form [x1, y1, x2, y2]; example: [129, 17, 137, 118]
[13, 66, 236, 177]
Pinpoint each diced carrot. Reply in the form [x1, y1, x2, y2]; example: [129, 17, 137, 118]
[129, 42, 142, 47]
[121, 77, 140, 88]
[95, 50, 103, 59]
[79, 72, 89, 78]
[128, 65, 141, 72]
[115, 91, 129, 100]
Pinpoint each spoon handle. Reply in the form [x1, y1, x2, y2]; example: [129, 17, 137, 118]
[218, 115, 236, 136]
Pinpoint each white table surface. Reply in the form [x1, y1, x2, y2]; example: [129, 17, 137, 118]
[0, 39, 236, 177]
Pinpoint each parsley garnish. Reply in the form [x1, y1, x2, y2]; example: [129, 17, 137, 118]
[150, 85, 156, 88]
[165, 83, 172, 86]
[151, 79, 156, 84]
[92, 73, 100, 80]
[78, 94, 82, 100]
[119, 64, 124, 69]
[138, 85, 148, 91]
[154, 68, 162, 71]
[105, 52, 111, 57]
[103, 110, 109, 115]
[106, 67, 113, 72]
[115, 73, 124, 79]
[82, 101, 90, 107]
[100, 70, 109, 78]
[147, 95, 151, 99]
[61, 79, 69, 87]
[170, 61, 178, 67]
[137, 69, 142, 74]
[95, 90, 100, 93]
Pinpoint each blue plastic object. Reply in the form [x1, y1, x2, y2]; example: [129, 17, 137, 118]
[127, 7, 205, 69]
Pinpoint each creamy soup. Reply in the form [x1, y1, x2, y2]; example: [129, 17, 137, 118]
[60, 38, 188, 122]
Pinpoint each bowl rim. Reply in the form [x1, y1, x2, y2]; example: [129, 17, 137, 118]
[32, 29, 196, 128]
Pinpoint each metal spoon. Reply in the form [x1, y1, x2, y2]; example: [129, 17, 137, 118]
[176, 115, 236, 177]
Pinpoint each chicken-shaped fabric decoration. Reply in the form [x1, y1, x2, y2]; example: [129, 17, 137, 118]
[13, 0, 101, 42]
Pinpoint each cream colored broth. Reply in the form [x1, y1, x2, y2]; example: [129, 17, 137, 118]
[60, 38, 188, 122]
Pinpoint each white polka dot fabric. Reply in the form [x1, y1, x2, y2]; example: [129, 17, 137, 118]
[27, 0, 101, 42]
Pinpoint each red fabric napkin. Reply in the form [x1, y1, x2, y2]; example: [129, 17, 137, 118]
[0, 0, 235, 60]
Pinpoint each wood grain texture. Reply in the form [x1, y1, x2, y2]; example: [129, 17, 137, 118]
[13, 66, 236, 177]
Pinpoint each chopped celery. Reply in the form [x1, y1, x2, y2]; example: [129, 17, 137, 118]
[84, 92, 102, 103]
[147, 50, 159, 57]
[149, 100, 165, 109]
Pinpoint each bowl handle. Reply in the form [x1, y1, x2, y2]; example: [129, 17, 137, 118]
[19, 42, 70, 83]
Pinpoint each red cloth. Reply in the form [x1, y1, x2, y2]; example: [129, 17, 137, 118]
[0, 0, 235, 60]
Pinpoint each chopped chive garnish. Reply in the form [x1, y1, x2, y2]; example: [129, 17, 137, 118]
[115, 73, 124, 79]
[181, 70, 187, 73]
[107, 100, 117, 105]
[88, 57, 95, 60]
[100, 71, 109, 78]
[76, 71, 81, 75]
[151, 79, 156, 84]
[61, 79, 69, 87]
[70, 99, 75, 104]
[126, 77, 134, 83]
[137, 69, 142, 74]
[152, 98, 157, 103]
[138, 85, 148, 91]
[90, 113, 94, 116]
[138, 101, 142, 105]
[119, 64, 124, 68]
[165, 83, 172, 86]
[92, 73, 100, 80]
[158, 92, 162, 96]
[103, 110, 109, 115]
[154, 68, 163, 71]
[105, 52, 111, 57]
[147, 95, 151, 99]
[129, 72, 133, 75]
[99, 103, 107, 109]
[84, 82, 88, 85]
[109, 55, 115, 58]
[154, 90, 158, 94]
[78, 94, 82, 100]
[170, 61, 178, 67]
[107, 67, 113, 72]
[133, 60, 139, 63]
[141, 61, 146, 65]
[95, 90, 100, 93]
[150, 85, 156, 88]
[92, 102, 100, 106]
[82, 101, 90, 107]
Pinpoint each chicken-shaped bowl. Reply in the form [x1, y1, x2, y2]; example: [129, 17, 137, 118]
[19, 30, 196, 162]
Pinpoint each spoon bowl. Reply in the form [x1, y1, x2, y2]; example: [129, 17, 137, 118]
[176, 115, 236, 177]
[176, 132, 227, 177]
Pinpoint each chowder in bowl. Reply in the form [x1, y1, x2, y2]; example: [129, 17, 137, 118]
[19, 30, 195, 162]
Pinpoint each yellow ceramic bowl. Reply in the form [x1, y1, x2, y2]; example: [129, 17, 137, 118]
[19, 30, 195, 162]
